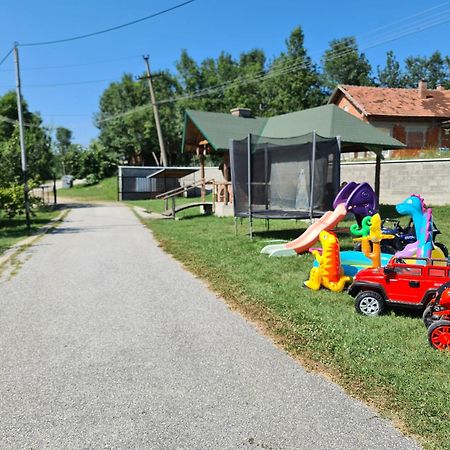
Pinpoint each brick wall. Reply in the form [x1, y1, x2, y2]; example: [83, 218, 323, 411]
[341, 158, 450, 205]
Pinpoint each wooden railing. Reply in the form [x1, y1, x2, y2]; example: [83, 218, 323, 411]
[213, 181, 232, 205]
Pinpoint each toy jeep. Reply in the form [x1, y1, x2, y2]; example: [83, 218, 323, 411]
[348, 257, 450, 316]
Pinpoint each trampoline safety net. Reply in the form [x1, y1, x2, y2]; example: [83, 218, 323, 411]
[229, 133, 340, 219]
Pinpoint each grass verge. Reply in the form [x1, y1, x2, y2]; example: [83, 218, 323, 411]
[141, 203, 450, 450]
[59, 177, 118, 202]
[0, 206, 62, 256]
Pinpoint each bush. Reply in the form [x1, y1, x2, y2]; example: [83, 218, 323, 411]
[84, 173, 101, 186]
[0, 183, 41, 219]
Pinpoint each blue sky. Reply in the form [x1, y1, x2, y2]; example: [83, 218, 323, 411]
[0, 0, 449, 146]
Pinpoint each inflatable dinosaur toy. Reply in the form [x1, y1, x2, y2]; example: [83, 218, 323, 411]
[395, 194, 434, 259]
[352, 214, 394, 268]
[304, 230, 351, 292]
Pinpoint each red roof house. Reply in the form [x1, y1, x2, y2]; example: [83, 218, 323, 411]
[329, 82, 450, 156]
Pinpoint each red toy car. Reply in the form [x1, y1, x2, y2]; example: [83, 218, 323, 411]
[422, 281, 450, 351]
[348, 257, 450, 316]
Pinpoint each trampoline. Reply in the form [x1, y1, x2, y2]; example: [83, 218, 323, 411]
[229, 132, 340, 237]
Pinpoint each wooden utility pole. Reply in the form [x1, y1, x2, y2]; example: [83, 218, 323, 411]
[142, 55, 168, 167]
[13, 44, 31, 233]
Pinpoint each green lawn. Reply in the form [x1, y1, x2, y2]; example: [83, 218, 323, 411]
[126, 193, 214, 214]
[140, 202, 450, 450]
[0, 206, 62, 256]
[59, 177, 118, 202]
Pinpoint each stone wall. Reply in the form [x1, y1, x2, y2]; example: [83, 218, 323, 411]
[341, 158, 450, 206]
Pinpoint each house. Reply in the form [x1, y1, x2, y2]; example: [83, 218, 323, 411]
[181, 104, 405, 201]
[329, 81, 450, 156]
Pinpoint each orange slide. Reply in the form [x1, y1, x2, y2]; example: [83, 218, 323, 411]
[260, 203, 348, 257]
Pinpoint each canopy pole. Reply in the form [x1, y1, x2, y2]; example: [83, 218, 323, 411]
[336, 135, 342, 192]
[247, 133, 253, 240]
[309, 130, 317, 224]
[374, 149, 382, 208]
[264, 142, 269, 210]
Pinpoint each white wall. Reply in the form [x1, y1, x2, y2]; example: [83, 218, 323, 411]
[341, 158, 450, 206]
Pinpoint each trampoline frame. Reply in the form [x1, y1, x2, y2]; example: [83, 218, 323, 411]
[230, 131, 341, 239]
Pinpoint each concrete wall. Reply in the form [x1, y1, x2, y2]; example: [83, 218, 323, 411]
[341, 158, 450, 205]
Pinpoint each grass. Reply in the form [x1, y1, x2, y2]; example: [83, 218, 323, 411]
[126, 193, 214, 214]
[59, 177, 118, 202]
[138, 202, 450, 450]
[0, 206, 61, 256]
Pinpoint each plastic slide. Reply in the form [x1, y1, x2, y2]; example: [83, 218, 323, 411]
[260, 203, 347, 257]
[260, 182, 377, 258]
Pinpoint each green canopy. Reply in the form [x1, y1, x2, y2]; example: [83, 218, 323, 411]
[182, 104, 405, 153]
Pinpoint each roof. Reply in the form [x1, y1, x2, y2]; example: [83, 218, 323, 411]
[119, 166, 199, 178]
[182, 104, 405, 153]
[329, 84, 450, 118]
[182, 110, 267, 152]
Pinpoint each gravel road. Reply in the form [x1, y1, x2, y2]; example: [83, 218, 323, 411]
[0, 204, 421, 449]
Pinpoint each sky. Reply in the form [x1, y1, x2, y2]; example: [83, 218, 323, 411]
[0, 0, 449, 146]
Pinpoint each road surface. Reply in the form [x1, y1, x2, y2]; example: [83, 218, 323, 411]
[0, 204, 420, 449]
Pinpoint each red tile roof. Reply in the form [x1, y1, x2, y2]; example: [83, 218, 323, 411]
[330, 84, 450, 119]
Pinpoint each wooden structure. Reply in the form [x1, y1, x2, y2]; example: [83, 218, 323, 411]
[181, 106, 405, 202]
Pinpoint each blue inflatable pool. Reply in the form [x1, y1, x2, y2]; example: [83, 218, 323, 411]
[313, 251, 392, 277]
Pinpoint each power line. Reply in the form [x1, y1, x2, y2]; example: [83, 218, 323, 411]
[41, 2, 450, 127]
[20, 0, 195, 47]
[5, 1, 447, 128]
[23, 78, 114, 88]
[0, 54, 142, 73]
[354, 0, 450, 40]
[0, 47, 14, 68]
[8, 1, 450, 93]
[156, 7, 450, 105]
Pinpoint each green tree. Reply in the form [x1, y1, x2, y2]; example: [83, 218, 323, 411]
[97, 72, 181, 165]
[224, 49, 266, 114]
[321, 36, 373, 92]
[55, 126, 73, 175]
[263, 27, 324, 115]
[403, 51, 450, 89]
[0, 91, 54, 187]
[377, 50, 405, 87]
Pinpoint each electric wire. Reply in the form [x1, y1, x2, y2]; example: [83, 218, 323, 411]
[0, 47, 14, 68]
[0, 54, 142, 73]
[2, 1, 449, 127]
[20, 0, 195, 47]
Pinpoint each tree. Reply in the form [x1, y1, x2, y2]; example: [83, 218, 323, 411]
[377, 51, 405, 87]
[0, 91, 54, 187]
[321, 36, 373, 92]
[55, 126, 72, 175]
[224, 49, 266, 114]
[403, 51, 450, 89]
[263, 27, 324, 115]
[96, 72, 181, 165]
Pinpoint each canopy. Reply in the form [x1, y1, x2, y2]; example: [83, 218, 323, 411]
[182, 104, 406, 153]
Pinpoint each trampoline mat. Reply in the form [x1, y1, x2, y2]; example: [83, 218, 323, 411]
[244, 209, 326, 220]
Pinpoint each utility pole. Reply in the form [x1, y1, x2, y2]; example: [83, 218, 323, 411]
[13, 44, 31, 233]
[142, 55, 168, 167]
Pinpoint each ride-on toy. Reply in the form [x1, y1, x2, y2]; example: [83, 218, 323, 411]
[422, 281, 450, 351]
[380, 218, 448, 257]
[348, 257, 450, 316]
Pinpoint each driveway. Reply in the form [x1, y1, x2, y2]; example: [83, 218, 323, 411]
[0, 203, 421, 449]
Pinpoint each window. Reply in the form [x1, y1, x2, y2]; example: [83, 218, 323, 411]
[395, 267, 422, 276]
[429, 268, 447, 277]
[406, 130, 425, 148]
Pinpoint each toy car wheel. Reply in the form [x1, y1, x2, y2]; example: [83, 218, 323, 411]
[435, 242, 449, 258]
[422, 304, 437, 328]
[427, 320, 450, 351]
[355, 291, 386, 316]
